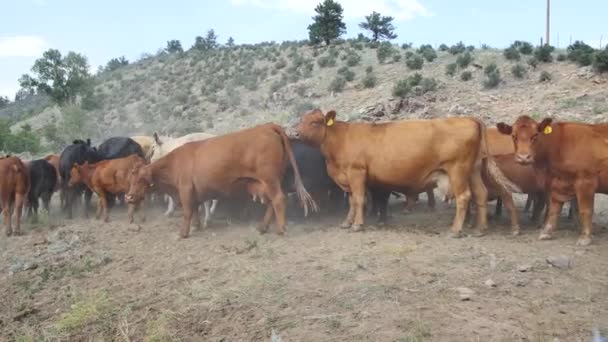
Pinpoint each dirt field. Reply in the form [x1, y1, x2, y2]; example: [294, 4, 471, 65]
[1, 194, 608, 342]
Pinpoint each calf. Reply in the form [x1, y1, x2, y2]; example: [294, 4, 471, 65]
[69, 154, 145, 223]
[293, 109, 519, 236]
[0, 156, 30, 236]
[26, 159, 57, 221]
[126, 124, 316, 238]
[497, 116, 608, 245]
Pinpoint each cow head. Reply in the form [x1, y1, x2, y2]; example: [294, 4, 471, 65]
[149, 132, 165, 162]
[294, 109, 337, 146]
[496, 116, 553, 165]
[125, 162, 153, 204]
[68, 163, 84, 187]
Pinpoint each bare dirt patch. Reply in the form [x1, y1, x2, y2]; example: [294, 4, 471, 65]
[1, 196, 608, 341]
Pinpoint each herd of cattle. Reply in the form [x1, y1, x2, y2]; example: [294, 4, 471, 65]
[0, 109, 605, 246]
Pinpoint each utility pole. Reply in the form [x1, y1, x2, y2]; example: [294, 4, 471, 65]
[546, 0, 551, 46]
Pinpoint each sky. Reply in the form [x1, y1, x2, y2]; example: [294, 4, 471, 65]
[0, 0, 606, 100]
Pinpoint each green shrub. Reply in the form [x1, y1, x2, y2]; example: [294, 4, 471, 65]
[483, 63, 501, 88]
[503, 46, 521, 61]
[481, 44, 491, 50]
[418, 44, 437, 62]
[466, 45, 475, 52]
[407, 73, 422, 86]
[392, 54, 402, 62]
[539, 71, 552, 82]
[593, 47, 608, 73]
[534, 45, 555, 63]
[377, 42, 395, 64]
[274, 58, 287, 69]
[337, 66, 355, 82]
[362, 72, 376, 88]
[346, 52, 361, 67]
[567, 41, 595, 66]
[518, 41, 534, 55]
[556, 53, 567, 62]
[421, 77, 438, 93]
[456, 52, 473, 68]
[405, 54, 424, 70]
[365, 65, 373, 73]
[317, 55, 336, 68]
[328, 76, 346, 93]
[460, 71, 472, 81]
[527, 57, 538, 69]
[445, 63, 457, 76]
[449, 41, 466, 55]
[401, 43, 413, 50]
[439, 44, 449, 51]
[392, 79, 411, 98]
[511, 64, 527, 78]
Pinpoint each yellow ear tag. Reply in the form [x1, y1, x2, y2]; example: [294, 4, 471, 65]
[543, 126, 552, 135]
[326, 118, 334, 127]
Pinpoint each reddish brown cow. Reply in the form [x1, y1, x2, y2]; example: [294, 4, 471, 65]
[125, 123, 316, 238]
[482, 153, 547, 235]
[293, 109, 519, 236]
[69, 154, 145, 223]
[0, 156, 30, 236]
[497, 116, 608, 245]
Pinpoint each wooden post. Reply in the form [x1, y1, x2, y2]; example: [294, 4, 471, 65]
[546, 0, 551, 46]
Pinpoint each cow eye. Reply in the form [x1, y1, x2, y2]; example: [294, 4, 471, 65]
[531, 134, 538, 142]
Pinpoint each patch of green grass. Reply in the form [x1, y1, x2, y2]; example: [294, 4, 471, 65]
[399, 320, 432, 342]
[145, 314, 174, 342]
[559, 98, 579, 109]
[55, 292, 113, 334]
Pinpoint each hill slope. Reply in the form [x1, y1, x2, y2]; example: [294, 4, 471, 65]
[11, 42, 608, 148]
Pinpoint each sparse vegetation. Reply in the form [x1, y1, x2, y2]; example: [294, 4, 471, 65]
[445, 63, 457, 76]
[483, 63, 501, 88]
[511, 64, 527, 78]
[329, 75, 346, 92]
[456, 52, 473, 68]
[593, 46, 608, 73]
[539, 70, 552, 82]
[376, 41, 396, 63]
[308, 0, 346, 45]
[361, 70, 376, 88]
[359, 11, 397, 41]
[418, 44, 437, 62]
[534, 44, 555, 63]
[460, 71, 472, 81]
[449, 41, 466, 55]
[405, 54, 424, 70]
[337, 66, 355, 81]
[567, 41, 595, 66]
[392, 79, 411, 98]
[503, 46, 521, 61]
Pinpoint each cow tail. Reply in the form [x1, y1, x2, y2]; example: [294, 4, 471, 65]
[475, 119, 522, 194]
[273, 126, 319, 216]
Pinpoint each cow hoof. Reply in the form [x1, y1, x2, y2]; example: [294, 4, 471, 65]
[178, 233, 189, 239]
[449, 231, 463, 239]
[472, 230, 486, 238]
[256, 226, 268, 234]
[538, 232, 553, 241]
[276, 230, 285, 236]
[12, 230, 23, 237]
[511, 229, 521, 237]
[576, 237, 592, 247]
[351, 224, 363, 232]
[339, 222, 352, 229]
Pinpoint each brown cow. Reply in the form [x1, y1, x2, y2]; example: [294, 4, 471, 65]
[482, 153, 547, 235]
[125, 123, 317, 238]
[68, 154, 145, 223]
[0, 156, 30, 236]
[497, 116, 608, 245]
[293, 109, 518, 236]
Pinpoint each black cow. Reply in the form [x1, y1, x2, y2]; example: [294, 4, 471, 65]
[97, 137, 145, 160]
[59, 139, 102, 219]
[26, 159, 57, 221]
[283, 139, 345, 219]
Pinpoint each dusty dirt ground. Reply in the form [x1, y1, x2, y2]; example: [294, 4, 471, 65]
[1, 194, 608, 342]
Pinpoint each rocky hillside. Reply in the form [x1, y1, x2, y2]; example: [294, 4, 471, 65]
[10, 41, 608, 149]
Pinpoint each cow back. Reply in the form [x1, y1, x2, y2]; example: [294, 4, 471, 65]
[98, 137, 145, 160]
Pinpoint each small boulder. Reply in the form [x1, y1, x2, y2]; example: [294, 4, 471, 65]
[546, 255, 573, 269]
[455, 287, 475, 301]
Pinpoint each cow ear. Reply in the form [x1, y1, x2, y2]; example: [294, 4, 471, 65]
[496, 123, 512, 135]
[537, 118, 553, 134]
[324, 110, 337, 127]
[153, 132, 162, 145]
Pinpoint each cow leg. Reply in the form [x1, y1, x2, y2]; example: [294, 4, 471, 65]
[573, 178, 596, 246]
[178, 187, 196, 238]
[524, 195, 533, 213]
[127, 203, 135, 224]
[530, 192, 546, 224]
[426, 188, 436, 211]
[64, 187, 73, 219]
[202, 200, 215, 228]
[468, 164, 488, 236]
[14, 194, 24, 235]
[2, 195, 12, 236]
[494, 197, 503, 219]
[539, 195, 564, 241]
[164, 196, 175, 217]
[372, 189, 390, 226]
[350, 175, 367, 232]
[84, 188, 93, 219]
[268, 183, 287, 235]
[500, 191, 521, 236]
[257, 204, 274, 234]
[340, 193, 355, 229]
[403, 193, 418, 213]
[98, 190, 110, 222]
[448, 167, 474, 237]
[191, 203, 202, 231]
[31, 196, 39, 223]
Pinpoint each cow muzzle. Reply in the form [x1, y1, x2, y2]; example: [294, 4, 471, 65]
[515, 153, 533, 165]
[125, 194, 136, 203]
